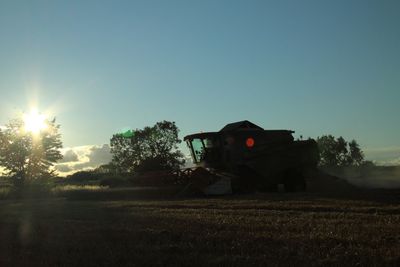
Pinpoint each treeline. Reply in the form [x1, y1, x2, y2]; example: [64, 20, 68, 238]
[0, 113, 381, 189]
[65, 130, 374, 185]
[316, 135, 369, 167]
[0, 118, 185, 188]
[60, 120, 185, 187]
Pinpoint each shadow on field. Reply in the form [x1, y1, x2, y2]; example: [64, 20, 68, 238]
[57, 168, 400, 204]
[1, 187, 399, 266]
[58, 186, 199, 201]
[100, 200, 400, 267]
[57, 185, 400, 207]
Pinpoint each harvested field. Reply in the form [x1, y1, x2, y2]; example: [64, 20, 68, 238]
[0, 187, 399, 267]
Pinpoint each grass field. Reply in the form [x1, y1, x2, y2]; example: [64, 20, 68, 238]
[0, 187, 399, 267]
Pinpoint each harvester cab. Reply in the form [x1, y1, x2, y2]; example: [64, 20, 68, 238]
[184, 121, 319, 194]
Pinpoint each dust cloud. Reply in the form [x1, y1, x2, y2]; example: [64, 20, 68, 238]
[318, 166, 400, 189]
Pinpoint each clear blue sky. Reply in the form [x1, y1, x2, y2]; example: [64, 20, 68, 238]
[0, 0, 399, 161]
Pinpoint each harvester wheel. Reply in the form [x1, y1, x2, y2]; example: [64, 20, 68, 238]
[231, 166, 258, 193]
[258, 183, 278, 192]
[283, 169, 306, 192]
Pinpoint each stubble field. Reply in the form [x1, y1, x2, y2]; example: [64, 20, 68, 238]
[0, 187, 399, 267]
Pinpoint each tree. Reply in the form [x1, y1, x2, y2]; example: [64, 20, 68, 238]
[316, 135, 365, 167]
[0, 117, 63, 186]
[110, 121, 184, 173]
[316, 135, 338, 166]
[335, 136, 348, 166]
[347, 140, 364, 166]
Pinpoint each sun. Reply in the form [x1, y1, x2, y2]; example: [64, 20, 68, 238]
[23, 109, 47, 134]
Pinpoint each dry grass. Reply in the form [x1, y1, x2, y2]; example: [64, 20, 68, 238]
[51, 184, 109, 193]
[0, 188, 399, 266]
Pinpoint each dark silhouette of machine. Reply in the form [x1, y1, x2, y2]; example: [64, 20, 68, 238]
[184, 121, 319, 193]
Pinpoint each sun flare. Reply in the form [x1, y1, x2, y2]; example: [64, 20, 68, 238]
[23, 109, 47, 134]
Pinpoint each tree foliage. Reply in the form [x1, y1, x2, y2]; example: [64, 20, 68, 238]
[0, 117, 63, 186]
[316, 135, 364, 167]
[110, 121, 184, 173]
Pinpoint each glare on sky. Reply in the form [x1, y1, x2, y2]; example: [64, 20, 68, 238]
[23, 109, 47, 134]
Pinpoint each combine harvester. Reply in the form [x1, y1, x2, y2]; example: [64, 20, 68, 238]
[181, 120, 319, 195]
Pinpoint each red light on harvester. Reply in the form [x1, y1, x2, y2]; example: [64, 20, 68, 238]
[246, 137, 255, 148]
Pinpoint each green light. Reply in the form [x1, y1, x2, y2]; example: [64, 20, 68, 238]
[118, 127, 135, 138]
[121, 129, 135, 138]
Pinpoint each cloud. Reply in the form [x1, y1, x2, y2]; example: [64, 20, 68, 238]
[55, 144, 112, 176]
[364, 147, 400, 166]
[55, 164, 73, 173]
[73, 144, 112, 169]
[381, 157, 400, 166]
[58, 149, 79, 163]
